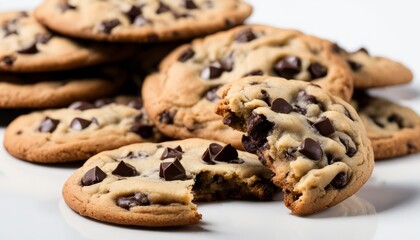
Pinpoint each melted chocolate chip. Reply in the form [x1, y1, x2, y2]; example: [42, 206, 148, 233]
[156, 2, 171, 14]
[17, 42, 38, 54]
[347, 60, 363, 72]
[201, 61, 225, 80]
[69, 101, 96, 111]
[388, 114, 404, 128]
[94, 98, 114, 107]
[178, 48, 195, 62]
[35, 33, 53, 44]
[284, 147, 297, 160]
[273, 56, 301, 79]
[260, 90, 271, 106]
[297, 90, 318, 104]
[117, 192, 150, 209]
[112, 161, 138, 177]
[243, 70, 264, 77]
[183, 0, 198, 9]
[308, 62, 328, 79]
[82, 166, 107, 186]
[330, 172, 348, 189]
[271, 98, 293, 114]
[159, 159, 187, 181]
[235, 29, 257, 43]
[339, 137, 357, 157]
[98, 19, 121, 34]
[125, 5, 143, 22]
[58, 2, 76, 12]
[313, 117, 335, 136]
[243, 114, 274, 154]
[160, 146, 183, 160]
[299, 138, 323, 160]
[205, 86, 221, 102]
[127, 98, 143, 109]
[38, 117, 60, 133]
[70, 118, 92, 131]
[1, 55, 16, 66]
[159, 110, 175, 124]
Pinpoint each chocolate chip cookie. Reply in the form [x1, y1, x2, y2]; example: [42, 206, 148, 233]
[62, 138, 276, 227]
[4, 96, 163, 163]
[35, 0, 252, 42]
[333, 44, 413, 88]
[143, 25, 354, 149]
[0, 11, 131, 72]
[352, 91, 420, 159]
[216, 76, 374, 215]
[0, 66, 125, 108]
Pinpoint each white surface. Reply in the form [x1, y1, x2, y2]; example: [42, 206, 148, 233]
[1, 1, 420, 239]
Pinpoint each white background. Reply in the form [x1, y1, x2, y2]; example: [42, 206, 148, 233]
[1, 1, 420, 240]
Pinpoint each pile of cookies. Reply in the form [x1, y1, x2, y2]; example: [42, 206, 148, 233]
[1, 0, 418, 227]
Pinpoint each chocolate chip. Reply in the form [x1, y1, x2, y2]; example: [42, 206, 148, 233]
[284, 147, 297, 160]
[213, 144, 242, 163]
[159, 159, 187, 181]
[327, 154, 341, 165]
[127, 98, 143, 109]
[1, 55, 15, 66]
[343, 107, 354, 121]
[243, 70, 264, 77]
[339, 137, 357, 157]
[298, 138, 323, 160]
[235, 29, 257, 43]
[125, 5, 143, 22]
[159, 110, 175, 124]
[178, 48, 195, 62]
[313, 117, 335, 136]
[371, 117, 384, 128]
[112, 161, 138, 177]
[330, 172, 348, 189]
[117, 192, 150, 209]
[125, 151, 148, 159]
[388, 113, 404, 128]
[183, 0, 198, 9]
[331, 43, 343, 53]
[357, 47, 369, 55]
[38, 117, 60, 133]
[271, 98, 293, 114]
[160, 146, 183, 160]
[17, 42, 38, 54]
[130, 121, 154, 139]
[273, 56, 301, 79]
[297, 90, 318, 104]
[94, 98, 114, 107]
[70, 117, 92, 131]
[242, 114, 274, 154]
[205, 86, 221, 102]
[201, 143, 223, 165]
[156, 2, 171, 14]
[82, 166, 107, 186]
[347, 60, 362, 72]
[242, 135, 258, 154]
[293, 105, 307, 115]
[173, 12, 191, 19]
[58, 2, 76, 12]
[260, 90, 271, 106]
[35, 33, 53, 44]
[98, 19, 121, 34]
[219, 53, 234, 72]
[134, 16, 149, 26]
[308, 62, 328, 79]
[69, 101, 96, 111]
[201, 61, 225, 80]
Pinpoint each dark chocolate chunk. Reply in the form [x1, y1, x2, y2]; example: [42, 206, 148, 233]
[125, 5, 143, 22]
[17, 42, 38, 54]
[297, 90, 318, 104]
[339, 137, 357, 157]
[94, 98, 114, 107]
[35, 33, 53, 44]
[1, 55, 16, 66]
[242, 135, 258, 154]
[117, 192, 150, 209]
[159, 159, 187, 181]
[70, 117, 92, 131]
[327, 154, 341, 165]
[160, 146, 183, 160]
[156, 2, 171, 14]
[201, 61, 225, 80]
[260, 90, 271, 106]
[298, 138, 323, 160]
[112, 161, 138, 177]
[183, 0, 198, 9]
[178, 48, 195, 62]
[273, 56, 301, 79]
[130, 121, 154, 139]
[347, 60, 362, 72]
[243, 69, 264, 77]
[68, 101, 96, 111]
[284, 147, 297, 160]
[313, 117, 335, 136]
[201, 143, 223, 165]
[219, 52, 234, 72]
[205, 86, 221, 102]
[38, 117, 60, 133]
[271, 98, 293, 114]
[82, 166, 107, 186]
[308, 62, 328, 79]
[235, 29, 257, 43]
[159, 110, 175, 124]
[127, 98, 143, 109]
[243, 114, 274, 154]
[388, 113, 404, 128]
[98, 19, 121, 34]
[293, 105, 307, 115]
[330, 172, 348, 189]
[213, 144, 241, 163]
[58, 2, 76, 12]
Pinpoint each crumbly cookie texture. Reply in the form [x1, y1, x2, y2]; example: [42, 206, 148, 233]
[4, 96, 163, 163]
[34, 0, 252, 42]
[334, 44, 413, 89]
[0, 66, 125, 108]
[143, 25, 354, 149]
[352, 91, 420, 159]
[0, 11, 131, 72]
[63, 138, 276, 227]
[216, 76, 374, 215]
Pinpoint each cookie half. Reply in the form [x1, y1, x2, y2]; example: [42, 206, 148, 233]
[4, 96, 163, 163]
[63, 138, 276, 227]
[216, 76, 374, 215]
[0, 66, 125, 108]
[35, 0, 252, 42]
[352, 92, 420, 159]
[143, 25, 354, 149]
[0, 11, 131, 72]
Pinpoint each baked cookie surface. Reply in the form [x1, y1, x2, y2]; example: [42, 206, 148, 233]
[4, 96, 163, 163]
[0, 11, 131, 72]
[35, 0, 252, 42]
[216, 76, 374, 215]
[62, 138, 276, 227]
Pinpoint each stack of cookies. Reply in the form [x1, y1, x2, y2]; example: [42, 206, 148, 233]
[1, 0, 418, 227]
